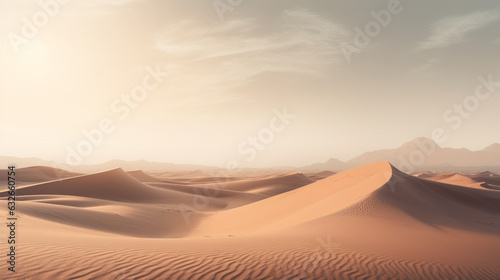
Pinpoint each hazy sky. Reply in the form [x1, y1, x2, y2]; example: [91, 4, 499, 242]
[1, 0, 500, 168]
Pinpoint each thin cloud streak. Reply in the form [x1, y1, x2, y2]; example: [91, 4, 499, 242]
[154, 8, 351, 107]
[415, 10, 499, 51]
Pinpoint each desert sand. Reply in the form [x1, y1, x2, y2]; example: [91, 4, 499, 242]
[1, 162, 499, 279]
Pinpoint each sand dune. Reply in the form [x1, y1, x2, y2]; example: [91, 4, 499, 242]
[209, 171, 314, 196]
[144, 172, 313, 209]
[0, 168, 223, 237]
[192, 162, 500, 235]
[426, 173, 484, 188]
[372, 167, 500, 232]
[412, 171, 439, 179]
[0, 168, 189, 203]
[0, 166, 82, 189]
[0, 168, 314, 237]
[471, 171, 499, 177]
[466, 171, 500, 190]
[420, 171, 500, 190]
[2, 162, 499, 279]
[192, 162, 393, 235]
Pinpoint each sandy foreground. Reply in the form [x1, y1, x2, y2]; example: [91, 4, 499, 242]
[1, 162, 499, 279]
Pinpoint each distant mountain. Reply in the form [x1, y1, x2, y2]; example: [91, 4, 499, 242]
[303, 137, 500, 172]
[76, 159, 217, 173]
[2, 137, 500, 173]
[483, 143, 500, 154]
[0, 156, 63, 170]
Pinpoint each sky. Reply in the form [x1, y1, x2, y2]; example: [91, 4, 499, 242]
[1, 0, 500, 168]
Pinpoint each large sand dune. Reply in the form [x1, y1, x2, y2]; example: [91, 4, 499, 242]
[4, 168, 193, 203]
[193, 162, 500, 235]
[1, 162, 499, 279]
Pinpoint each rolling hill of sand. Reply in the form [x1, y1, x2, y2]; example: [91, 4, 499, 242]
[1, 162, 499, 279]
[425, 173, 485, 188]
[0, 166, 82, 189]
[425, 171, 500, 190]
[0, 169, 315, 238]
[466, 171, 500, 190]
[193, 162, 500, 236]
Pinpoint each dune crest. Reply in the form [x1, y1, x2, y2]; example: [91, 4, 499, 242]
[192, 162, 394, 235]
[0, 168, 180, 203]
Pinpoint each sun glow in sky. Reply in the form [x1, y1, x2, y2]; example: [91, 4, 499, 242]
[1, 0, 500, 168]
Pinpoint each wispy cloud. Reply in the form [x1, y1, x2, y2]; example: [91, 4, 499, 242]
[412, 58, 441, 73]
[154, 8, 351, 107]
[416, 10, 499, 51]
